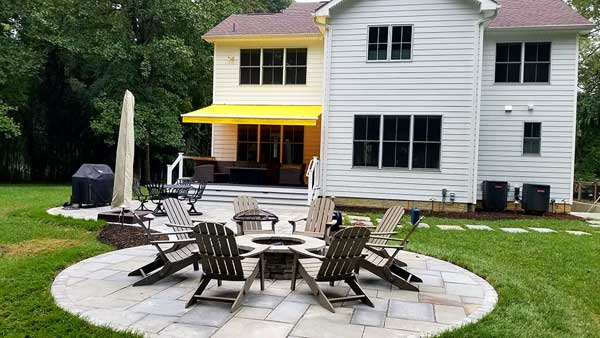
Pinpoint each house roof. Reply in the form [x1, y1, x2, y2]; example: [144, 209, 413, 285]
[203, 2, 324, 39]
[489, 0, 593, 29]
[203, 0, 593, 40]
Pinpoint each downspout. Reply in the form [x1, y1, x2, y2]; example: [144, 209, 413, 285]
[470, 9, 498, 207]
[314, 15, 331, 197]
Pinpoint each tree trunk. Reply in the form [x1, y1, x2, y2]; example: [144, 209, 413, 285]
[145, 143, 151, 182]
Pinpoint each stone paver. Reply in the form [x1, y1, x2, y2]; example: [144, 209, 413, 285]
[436, 225, 465, 231]
[50, 204, 499, 338]
[465, 224, 494, 231]
[500, 227, 529, 233]
[528, 227, 557, 233]
[565, 230, 592, 236]
[417, 223, 430, 228]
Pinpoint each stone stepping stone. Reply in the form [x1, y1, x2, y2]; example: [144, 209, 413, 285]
[500, 228, 529, 233]
[376, 218, 382, 225]
[565, 231, 591, 236]
[586, 221, 600, 228]
[437, 225, 465, 231]
[465, 225, 493, 231]
[348, 215, 371, 222]
[417, 223, 430, 228]
[528, 227, 557, 233]
[352, 220, 374, 227]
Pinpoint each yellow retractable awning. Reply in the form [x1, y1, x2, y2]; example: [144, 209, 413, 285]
[182, 104, 322, 126]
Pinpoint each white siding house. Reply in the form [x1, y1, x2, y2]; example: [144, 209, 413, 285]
[184, 0, 592, 210]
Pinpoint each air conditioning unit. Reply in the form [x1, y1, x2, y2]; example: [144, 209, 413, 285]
[522, 184, 551, 214]
[481, 181, 508, 211]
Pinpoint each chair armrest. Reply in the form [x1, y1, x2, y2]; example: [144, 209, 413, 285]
[326, 220, 337, 227]
[371, 232, 398, 235]
[150, 239, 196, 245]
[165, 222, 195, 229]
[369, 236, 403, 241]
[366, 243, 405, 250]
[339, 225, 377, 230]
[240, 245, 270, 258]
[159, 230, 194, 236]
[289, 246, 325, 260]
[288, 218, 306, 225]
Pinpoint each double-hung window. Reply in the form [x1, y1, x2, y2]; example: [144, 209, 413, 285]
[239, 48, 307, 85]
[495, 42, 551, 83]
[237, 125, 258, 161]
[523, 122, 541, 155]
[368, 25, 412, 61]
[353, 115, 442, 170]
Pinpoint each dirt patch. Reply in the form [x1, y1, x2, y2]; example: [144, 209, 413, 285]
[339, 207, 579, 221]
[0, 238, 84, 258]
[98, 224, 168, 250]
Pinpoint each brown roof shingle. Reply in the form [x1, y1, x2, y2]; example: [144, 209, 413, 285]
[203, 2, 324, 38]
[490, 0, 592, 29]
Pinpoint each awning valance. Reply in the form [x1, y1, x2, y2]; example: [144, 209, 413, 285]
[182, 104, 322, 126]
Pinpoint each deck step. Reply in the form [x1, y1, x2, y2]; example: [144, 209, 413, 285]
[202, 184, 309, 207]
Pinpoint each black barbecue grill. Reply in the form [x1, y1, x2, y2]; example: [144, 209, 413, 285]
[71, 164, 114, 207]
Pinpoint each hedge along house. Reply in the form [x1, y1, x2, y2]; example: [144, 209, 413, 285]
[179, 0, 592, 211]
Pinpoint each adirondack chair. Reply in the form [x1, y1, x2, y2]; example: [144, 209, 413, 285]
[186, 222, 269, 312]
[290, 226, 374, 313]
[128, 209, 199, 287]
[233, 195, 276, 235]
[357, 215, 424, 291]
[289, 196, 336, 242]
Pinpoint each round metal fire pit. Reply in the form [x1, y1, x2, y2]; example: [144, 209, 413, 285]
[236, 234, 325, 280]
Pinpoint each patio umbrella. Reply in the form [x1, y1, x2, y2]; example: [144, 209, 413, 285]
[111, 90, 135, 210]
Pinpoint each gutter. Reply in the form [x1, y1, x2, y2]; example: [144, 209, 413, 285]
[469, 9, 498, 206]
[313, 15, 331, 197]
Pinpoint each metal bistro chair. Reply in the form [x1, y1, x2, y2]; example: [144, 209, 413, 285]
[146, 182, 166, 216]
[180, 180, 207, 216]
[290, 226, 374, 313]
[132, 178, 150, 211]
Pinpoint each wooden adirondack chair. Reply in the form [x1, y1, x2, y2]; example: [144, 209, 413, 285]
[290, 227, 374, 313]
[357, 215, 424, 291]
[128, 209, 199, 287]
[233, 195, 276, 235]
[186, 222, 269, 312]
[289, 196, 336, 242]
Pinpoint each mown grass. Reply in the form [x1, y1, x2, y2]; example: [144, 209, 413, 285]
[0, 185, 598, 337]
[0, 184, 139, 338]
[352, 212, 600, 338]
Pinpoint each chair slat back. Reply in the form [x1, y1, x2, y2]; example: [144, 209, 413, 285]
[193, 222, 244, 278]
[317, 227, 370, 280]
[146, 182, 164, 199]
[132, 178, 143, 198]
[190, 181, 207, 201]
[305, 197, 335, 235]
[164, 198, 193, 240]
[233, 195, 261, 231]
[371, 206, 404, 245]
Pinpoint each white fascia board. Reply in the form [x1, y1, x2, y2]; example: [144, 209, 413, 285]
[315, 0, 499, 17]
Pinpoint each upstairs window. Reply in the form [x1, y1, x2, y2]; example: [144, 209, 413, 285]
[262, 49, 284, 85]
[285, 48, 308, 85]
[524, 43, 551, 83]
[523, 122, 541, 155]
[240, 49, 261, 85]
[495, 43, 522, 83]
[368, 25, 413, 61]
[495, 42, 551, 83]
[353, 115, 381, 167]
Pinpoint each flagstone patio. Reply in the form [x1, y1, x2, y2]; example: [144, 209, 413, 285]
[52, 246, 497, 338]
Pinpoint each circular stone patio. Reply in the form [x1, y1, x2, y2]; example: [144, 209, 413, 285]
[52, 246, 497, 338]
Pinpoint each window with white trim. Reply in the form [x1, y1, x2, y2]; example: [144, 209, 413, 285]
[240, 49, 261, 85]
[285, 48, 307, 85]
[495, 42, 551, 83]
[353, 115, 442, 170]
[368, 25, 412, 61]
[523, 122, 541, 155]
[262, 49, 284, 85]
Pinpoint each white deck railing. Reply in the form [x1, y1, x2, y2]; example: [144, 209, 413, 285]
[306, 156, 320, 204]
[166, 152, 185, 185]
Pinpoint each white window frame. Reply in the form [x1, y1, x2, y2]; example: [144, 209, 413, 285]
[522, 121, 542, 156]
[494, 42, 552, 85]
[352, 114, 443, 171]
[366, 24, 414, 63]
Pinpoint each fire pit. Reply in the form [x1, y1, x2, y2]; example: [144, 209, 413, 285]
[236, 234, 325, 280]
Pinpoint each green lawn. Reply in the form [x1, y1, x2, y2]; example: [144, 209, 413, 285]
[0, 185, 598, 338]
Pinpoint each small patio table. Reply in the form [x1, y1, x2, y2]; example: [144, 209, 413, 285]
[236, 234, 326, 280]
[146, 183, 190, 216]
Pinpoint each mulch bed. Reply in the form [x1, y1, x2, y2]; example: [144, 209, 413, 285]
[98, 224, 168, 250]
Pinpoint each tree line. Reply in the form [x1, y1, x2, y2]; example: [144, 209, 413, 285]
[0, 0, 290, 182]
[0, 0, 598, 182]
